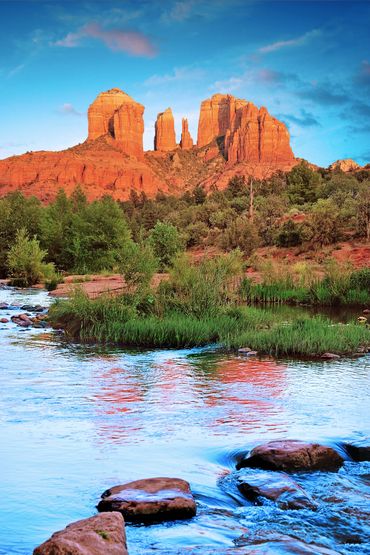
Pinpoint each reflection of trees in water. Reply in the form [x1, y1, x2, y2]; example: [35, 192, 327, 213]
[88, 353, 288, 444]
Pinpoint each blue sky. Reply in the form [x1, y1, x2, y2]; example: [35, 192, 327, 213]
[0, 0, 369, 166]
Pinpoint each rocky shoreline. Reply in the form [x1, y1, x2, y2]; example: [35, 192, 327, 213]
[33, 439, 369, 554]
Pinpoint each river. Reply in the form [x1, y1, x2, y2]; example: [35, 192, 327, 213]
[0, 287, 369, 554]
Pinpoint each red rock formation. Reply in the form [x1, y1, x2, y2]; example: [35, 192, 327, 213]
[154, 108, 177, 151]
[0, 88, 298, 202]
[88, 88, 144, 159]
[0, 139, 166, 202]
[329, 159, 361, 172]
[180, 118, 193, 149]
[225, 103, 294, 166]
[197, 94, 247, 147]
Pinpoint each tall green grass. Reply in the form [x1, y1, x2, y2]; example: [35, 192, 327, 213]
[242, 259, 370, 306]
[49, 292, 369, 355]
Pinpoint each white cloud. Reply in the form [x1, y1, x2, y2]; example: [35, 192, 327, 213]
[57, 103, 83, 116]
[145, 66, 205, 86]
[259, 29, 321, 54]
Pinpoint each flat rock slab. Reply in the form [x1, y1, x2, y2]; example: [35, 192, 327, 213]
[236, 534, 341, 554]
[237, 470, 317, 510]
[97, 477, 197, 523]
[33, 512, 127, 555]
[236, 440, 343, 472]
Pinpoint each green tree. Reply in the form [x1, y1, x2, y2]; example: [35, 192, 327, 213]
[0, 192, 42, 276]
[305, 199, 341, 247]
[119, 241, 158, 290]
[219, 216, 260, 255]
[275, 220, 303, 247]
[356, 187, 370, 240]
[149, 222, 184, 270]
[7, 228, 54, 287]
[287, 162, 321, 205]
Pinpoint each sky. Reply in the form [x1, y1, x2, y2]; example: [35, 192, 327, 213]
[0, 0, 369, 166]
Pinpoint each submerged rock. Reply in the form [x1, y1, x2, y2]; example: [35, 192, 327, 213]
[321, 353, 341, 360]
[33, 512, 127, 554]
[236, 533, 342, 554]
[0, 318, 9, 323]
[237, 469, 317, 510]
[11, 314, 33, 327]
[97, 477, 197, 523]
[236, 440, 344, 472]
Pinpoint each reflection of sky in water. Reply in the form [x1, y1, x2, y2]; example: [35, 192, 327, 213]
[0, 287, 369, 554]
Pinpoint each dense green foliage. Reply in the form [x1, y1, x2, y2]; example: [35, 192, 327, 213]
[0, 163, 368, 290]
[7, 228, 59, 287]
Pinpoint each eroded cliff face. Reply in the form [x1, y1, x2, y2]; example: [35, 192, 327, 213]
[88, 88, 144, 158]
[225, 104, 294, 165]
[197, 94, 247, 148]
[0, 88, 298, 202]
[154, 108, 177, 151]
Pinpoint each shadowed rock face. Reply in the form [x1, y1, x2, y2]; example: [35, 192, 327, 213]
[33, 512, 127, 555]
[154, 108, 177, 151]
[97, 477, 197, 523]
[236, 440, 344, 472]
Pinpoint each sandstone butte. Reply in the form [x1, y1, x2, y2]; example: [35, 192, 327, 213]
[0, 89, 298, 202]
[154, 108, 177, 151]
[180, 118, 193, 149]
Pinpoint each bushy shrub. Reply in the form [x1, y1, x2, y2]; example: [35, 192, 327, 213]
[7, 228, 52, 287]
[149, 221, 184, 270]
[275, 220, 303, 247]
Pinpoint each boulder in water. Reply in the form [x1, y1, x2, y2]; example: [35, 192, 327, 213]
[33, 512, 127, 554]
[236, 440, 344, 472]
[97, 477, 197, 523]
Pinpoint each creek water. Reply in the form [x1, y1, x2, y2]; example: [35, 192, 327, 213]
[0, 287, 369, 554]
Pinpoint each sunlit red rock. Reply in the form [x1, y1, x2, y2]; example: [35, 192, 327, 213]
[88, 88, 144, 158]
[225, 104, 294, 165]
[180, 118, 193, 149]
[154, 108, 177, 151]
[0, 87, 298, 201]
[197, 93, 247, 147]
[329, 159, 361, 172]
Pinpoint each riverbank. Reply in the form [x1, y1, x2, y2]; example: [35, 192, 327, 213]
[49, 292, 369, 357]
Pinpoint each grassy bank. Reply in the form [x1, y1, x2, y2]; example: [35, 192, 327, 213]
[49, 293, 369, 356]
[242, 261, 370, 307]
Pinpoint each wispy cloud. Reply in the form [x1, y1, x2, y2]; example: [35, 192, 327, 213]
[258, 29, 321, 54]
[297, 84, 348, 106]
[211, 68, 299, 92]
[7, 64, 25, 78]
[57, 103, 83, 116]
[354, 59, 370, 91]
[54, 23, 156, 57]
[145, 66, 205, 86]
[278, 109, 320, 128]
[161, 0, 248, 23]
[164, 0, 194, 22]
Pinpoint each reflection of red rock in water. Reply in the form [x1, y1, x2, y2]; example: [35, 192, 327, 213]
[90, 366, 146, 442]
[197, 357, 288, 433]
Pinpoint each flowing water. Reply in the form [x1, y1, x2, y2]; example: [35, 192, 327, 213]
[0, 287, 369, 554]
